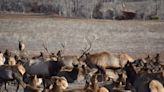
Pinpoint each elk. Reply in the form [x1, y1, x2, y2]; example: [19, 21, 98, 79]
[23, 57, 64, 76]
[19, 40, 25, 51]
[78, 40, 134, 69]
[124, 61, 164, 92]
[149, 80, 164, 92]
[57, 64, 87, 83]
[22, 75, 42, 92]
[24, 75, 42, 88]
[0, 51, 5, 65]
[43, 76, 68, 92]
[2, 49, 18, 65]
[84, 74, 109, 92]
[8, 57, 17, 65]
[0, 64, 25, 92]
[23, 85, 41, 92]
[22, 57, 65, 88]
[55, 43, 80, 69]
[60, 55, 80, 69]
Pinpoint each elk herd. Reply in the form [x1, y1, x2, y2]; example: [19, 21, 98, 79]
[0, 41, 163, 92]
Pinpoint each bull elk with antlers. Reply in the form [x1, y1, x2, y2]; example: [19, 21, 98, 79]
[78, 39, 134, 69]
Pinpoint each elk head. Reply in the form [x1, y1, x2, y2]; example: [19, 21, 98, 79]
[51, 76, 68, 90]
[19, 40, 25, 51]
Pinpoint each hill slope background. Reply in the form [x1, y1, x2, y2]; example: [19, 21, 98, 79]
[0, 0, 164, 20]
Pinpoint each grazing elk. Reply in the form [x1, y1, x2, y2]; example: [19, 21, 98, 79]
[0, 64, 25, 92]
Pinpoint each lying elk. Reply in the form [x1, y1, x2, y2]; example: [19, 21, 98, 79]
[0, 51, 5, 65]
[149, 80, 164, 92]
[0, 64, 25, 92]
[78, 41, 134, 69]
[57, 64, 88, 83]
[24, 75, 42, 88]
[43, 76, 68, 92]
[22, 75, 42, 92]
[124, 61, 164, 92]
[84, 74, 109, 92]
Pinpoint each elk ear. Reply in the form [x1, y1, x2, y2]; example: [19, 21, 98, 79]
[127, 60, 130, 65]
[82, 65, 85, 69]
[34, 75, 37, 80]
[56, 79, 61, 86]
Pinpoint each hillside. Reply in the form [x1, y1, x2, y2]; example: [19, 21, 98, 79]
[0, 0, 164, 20]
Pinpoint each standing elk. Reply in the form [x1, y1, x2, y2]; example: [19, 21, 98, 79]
[0, 64, 25, 92]
[21, 57, 65, 88]
[78, 40, 134, 69]
[23, 58, 64, 76]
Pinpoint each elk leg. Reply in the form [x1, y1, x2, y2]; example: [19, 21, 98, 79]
[16, 79, 21, 92]
[42, 77, 46, 88]
[0, 82, 3, 92]
[4, 82, 8, 92]
[16, 84, 19, 92]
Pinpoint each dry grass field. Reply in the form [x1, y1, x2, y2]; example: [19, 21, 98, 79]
[0, 14, 164, 91]
[0, 14, 164, 58]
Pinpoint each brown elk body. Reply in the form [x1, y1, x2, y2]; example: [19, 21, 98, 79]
[79, 51, 133, 69]
[61, 55, 79, 69]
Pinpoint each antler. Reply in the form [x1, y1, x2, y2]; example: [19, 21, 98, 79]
[82, 35, 96, 54]
[42, 43, 50, 54]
